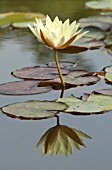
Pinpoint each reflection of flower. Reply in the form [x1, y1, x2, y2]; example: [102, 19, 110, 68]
[28, 15, 88, 50]
[34, 125, 91, 156]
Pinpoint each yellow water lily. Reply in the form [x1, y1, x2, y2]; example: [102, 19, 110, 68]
[28, 15, 88, 91]
[34, 124, 91, 156]
[28, 15, 88, 50]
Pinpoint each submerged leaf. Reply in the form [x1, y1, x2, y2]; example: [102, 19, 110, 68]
[2, 100, 67, 120]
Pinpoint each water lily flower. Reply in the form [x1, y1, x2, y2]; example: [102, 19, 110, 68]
[28, 15, 88, 90]
[28, 15, 88, 50]
[34, 124, 91, 156]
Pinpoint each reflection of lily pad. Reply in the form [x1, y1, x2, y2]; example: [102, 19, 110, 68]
[12, 66, 69, 80]
[0, 12, 45, 27]
[85, 0, 112, 11]
[2, 100, 67, 120]
[104, 65, 112, 83]
[57, 93, 112, 114]
[0, 80, 52, 95]
[39, 70, 100, 88]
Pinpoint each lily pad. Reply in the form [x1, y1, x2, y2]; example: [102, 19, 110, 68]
[79, 16, 112, 25]
[39, 70, 100, 88]
[47, 61, 77, 70]
[58, 46, 88, 54]
[79, 21, 111, 31]
[1, 100, 67, 120]
[12, 21, 34, 28]
[85, 0, 112, 11]
[12, 66, 69, 80]
[81, 26, 105, 40]
[57, 93, 112, 115]
[94, 89, 112, 96]
[104, 65, 112, 83]
[0, 80, 52, 95]
[0, 12, 45, 27]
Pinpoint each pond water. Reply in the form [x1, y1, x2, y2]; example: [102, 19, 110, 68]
[0, 0, 112, 170]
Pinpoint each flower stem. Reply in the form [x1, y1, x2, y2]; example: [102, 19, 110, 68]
[54, 49, 65, 93]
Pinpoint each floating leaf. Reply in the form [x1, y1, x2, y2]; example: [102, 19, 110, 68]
[34, 124, 91, 156]
[1, 100, 67, 120]
[104, 34, 112, 48]
[47, 61, 77, 70]
[85, 0, 112, 11]
[81, 26, 105, 40]
[94, 89, 112, 96]
[58, 46, 88, 54]
[12, 66, 69, 80]
[0, 80, 52, 95]
[12, 21, 34, 28]
[79, 16, 112, 25]
[0, 12, 45, 27]
[39, 70, 100, 88]
[79, 21, 111, 31]
[57, 93, 112, 115]
[104, 65, 112, 83]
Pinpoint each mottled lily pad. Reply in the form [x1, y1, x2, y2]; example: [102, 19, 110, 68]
[57, 93, 112, 115]
[12, 66, 69, 80]
[0, 12, 45, 27]
[0, 80, 52, 95]
[39, 70, 100, 88]
[85, 0, 112, 11]
[1, 100, 67, 120]
[104, 65, 112, 83]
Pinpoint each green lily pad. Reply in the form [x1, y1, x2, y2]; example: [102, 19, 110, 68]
[0, 80, 52, 95]
[1, 100, 67, 120]
[104, 65, 112, 84]
[12, 66, 69, 80]
[39, 70, 100, 88]
[57, 93, 112, 115]
[85, 0, 112, 11]
[104, 35, 112, 48]
[0, 12, 45, 27]
[12, 21, 34, 28]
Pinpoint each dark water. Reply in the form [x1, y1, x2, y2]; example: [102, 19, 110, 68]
[0, 0, 112, 170]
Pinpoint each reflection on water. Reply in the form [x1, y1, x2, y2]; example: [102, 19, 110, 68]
[34, 115, 92, 156]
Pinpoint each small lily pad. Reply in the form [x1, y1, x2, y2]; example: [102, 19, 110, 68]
[39, 70, 100, 88]
[85, 0, 112, 11]
[0, 12, 46, 27]
[0, 80, 52, 95]
[47, 61, 77, 70]
[12, 66, 69, 80]
[2, 100, 67, 120]
[104, 65, 112, 83]
[57, 93, 112, 115]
